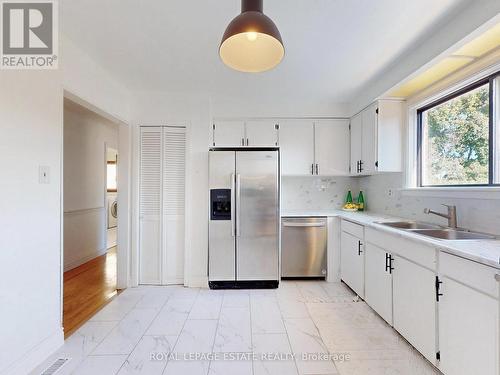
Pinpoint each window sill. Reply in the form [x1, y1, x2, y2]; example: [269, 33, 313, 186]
[401, 187, 500, 200]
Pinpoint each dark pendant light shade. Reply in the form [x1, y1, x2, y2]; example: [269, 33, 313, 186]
[220, 0, 284, 73]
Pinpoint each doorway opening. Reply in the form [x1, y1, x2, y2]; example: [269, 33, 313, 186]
[62, 98, 120, 337]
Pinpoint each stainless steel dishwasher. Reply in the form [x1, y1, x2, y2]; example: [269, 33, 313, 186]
[281, 217, 327, 278]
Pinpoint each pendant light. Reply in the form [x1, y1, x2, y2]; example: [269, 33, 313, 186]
[219, 0, 284, 73]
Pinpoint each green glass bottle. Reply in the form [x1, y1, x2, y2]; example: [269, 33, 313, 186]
[357, 191, 365, 211]
[346, 190, 353, 203]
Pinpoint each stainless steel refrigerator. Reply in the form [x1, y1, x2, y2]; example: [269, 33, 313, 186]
[208, 149, 279, 289]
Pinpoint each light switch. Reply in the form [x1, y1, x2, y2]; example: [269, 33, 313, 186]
[39, 166, 50, 184]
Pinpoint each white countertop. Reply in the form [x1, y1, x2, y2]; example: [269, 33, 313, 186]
[281, 209, 500, 269]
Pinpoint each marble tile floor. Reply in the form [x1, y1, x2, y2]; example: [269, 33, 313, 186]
[32, 281, 441, 375]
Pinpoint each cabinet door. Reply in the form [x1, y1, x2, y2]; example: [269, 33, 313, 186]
[438, 277, 498, 375]
[314, 119, 350, 176]
[364, 243, 392, 324]
[245, 120, 278, 147]
[340, 231, 364, 298]
[350, 113, 362, 175]
[279, 120, 314, 175]
[361, 103, 378, 174]
[392, 256, 436, 363]
[213, 120, 245, 147]
[139, 127, 162, 285]
[161, 127, 186, 285]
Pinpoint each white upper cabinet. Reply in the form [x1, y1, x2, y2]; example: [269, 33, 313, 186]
[212, 120, 278, 147]
[279, 120, 315, 175]
[349, 113, 362, 174]
[245, 120, 279, 147]
[212, 120, 245, 147]
[314, 119, 350, 176]
[350, 99, 403, 175]
[212, 117, 351, 176]
[361, 103, 378, 174]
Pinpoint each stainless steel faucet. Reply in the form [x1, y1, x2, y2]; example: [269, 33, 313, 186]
[424, 204, 457, 228]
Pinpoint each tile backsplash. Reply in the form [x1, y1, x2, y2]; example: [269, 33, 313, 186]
[282, 173, 500, 236]
[281, 176, 358, 210]
[358, 173, 500, 235]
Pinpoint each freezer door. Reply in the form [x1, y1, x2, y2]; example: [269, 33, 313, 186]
[236, 151, 279, 281]
[209, 151, 236, 281]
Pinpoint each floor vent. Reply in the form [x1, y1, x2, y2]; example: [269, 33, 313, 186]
[41, 358, 70, 375]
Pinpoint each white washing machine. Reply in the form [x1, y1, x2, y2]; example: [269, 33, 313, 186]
[107, 193, 118, 229]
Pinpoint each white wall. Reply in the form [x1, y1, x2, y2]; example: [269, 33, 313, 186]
[61, 35, 131, 123]
[211, 93, 350, 118]
[0, 71, 64, 374]
[63, 100, 119, 270]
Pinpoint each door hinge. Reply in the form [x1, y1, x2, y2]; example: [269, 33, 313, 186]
[275, 123, 279, 130]
[436, 351, 441, 361]
[435, 276, 443, 301]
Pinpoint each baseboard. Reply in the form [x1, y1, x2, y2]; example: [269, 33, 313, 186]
[3, 328, 64, 375]
[64, 246, 108, 272]
[185, 276, 208, 288]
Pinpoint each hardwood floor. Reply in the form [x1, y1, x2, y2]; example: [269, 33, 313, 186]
[63, 247, 118, 338]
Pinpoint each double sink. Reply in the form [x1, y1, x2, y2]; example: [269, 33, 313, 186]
[376, 221, 496, 240]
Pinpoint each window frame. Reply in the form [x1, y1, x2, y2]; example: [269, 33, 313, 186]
[416, 71, 498, 187]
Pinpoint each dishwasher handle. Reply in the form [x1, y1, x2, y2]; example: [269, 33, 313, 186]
[283, 221, 326, 228]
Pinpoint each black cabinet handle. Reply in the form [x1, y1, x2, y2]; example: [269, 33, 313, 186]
[385, 253, 390, 272]
[356, 160, 360, 173]
[311, 164, 314, 175]
[359, 160, 364, 172]
[358, 240, 363, 255]
[315, 164, 319, 175]
[389, 255, 394, 274]
[241, 138, 245, 146]
[435, 276, 443, 301]
[246, 138, 249, 146]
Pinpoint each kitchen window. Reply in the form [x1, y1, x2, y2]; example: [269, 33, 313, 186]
[417, 72, 499, 187]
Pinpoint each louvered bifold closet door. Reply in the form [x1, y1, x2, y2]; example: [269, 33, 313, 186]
[161, 127, 186, 284]
[139, 127, 162, 284]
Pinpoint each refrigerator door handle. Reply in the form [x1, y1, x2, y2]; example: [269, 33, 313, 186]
[236, 173, 241, 237]
[231, 173, 235, 237]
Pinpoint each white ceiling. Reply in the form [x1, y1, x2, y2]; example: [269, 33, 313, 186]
[61, 0, 468, 104]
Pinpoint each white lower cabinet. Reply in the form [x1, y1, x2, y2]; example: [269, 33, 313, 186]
[364, 243, 393, 324]
[340, 230, 364, 298]
[341, 222, 499, 375]
[438, 253, 499, 375]
[392, 255, 437, 363]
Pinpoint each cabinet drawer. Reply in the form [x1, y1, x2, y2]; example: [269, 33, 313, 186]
[440, 252, 499, 298]
[341, 219, 364, 239]
[365, 227, 436, 270]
